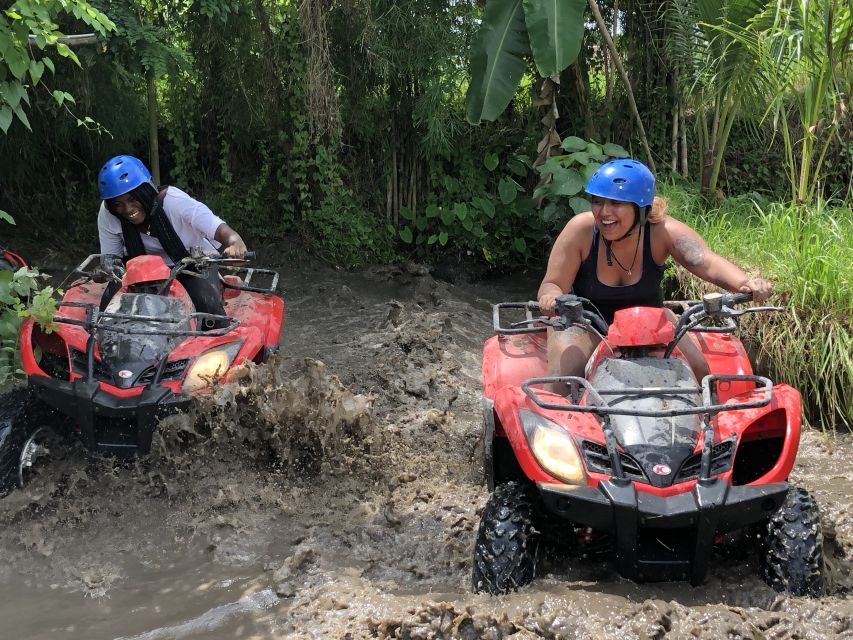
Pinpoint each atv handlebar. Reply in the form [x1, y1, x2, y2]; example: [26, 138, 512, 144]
[492, 295, 609, 337]
[664, 292, 783, 358]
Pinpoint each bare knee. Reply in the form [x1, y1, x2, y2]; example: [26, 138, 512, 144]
[546, 327, 600, 393]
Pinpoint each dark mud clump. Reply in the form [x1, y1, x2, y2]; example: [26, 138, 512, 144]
[149, 356, 378, 485]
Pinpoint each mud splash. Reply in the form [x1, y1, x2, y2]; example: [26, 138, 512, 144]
[0, 253, 851, 639]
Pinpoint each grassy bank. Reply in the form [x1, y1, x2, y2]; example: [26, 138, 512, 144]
[661, 184, 853, 430]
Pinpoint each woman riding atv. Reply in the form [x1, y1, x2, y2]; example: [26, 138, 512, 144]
[96, 154, 248, 317]
[538, 158, 772, 385]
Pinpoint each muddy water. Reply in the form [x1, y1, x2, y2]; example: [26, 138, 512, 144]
[1, 251, 852, 639]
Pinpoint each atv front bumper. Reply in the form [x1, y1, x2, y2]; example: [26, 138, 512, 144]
[30, 376, 191, 455]
[538, 479, 788, 585]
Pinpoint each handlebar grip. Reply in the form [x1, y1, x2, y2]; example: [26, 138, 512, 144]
[526, 300, 541, 312]
[244, 251, 256, 260]
[727, 291, 753, 304]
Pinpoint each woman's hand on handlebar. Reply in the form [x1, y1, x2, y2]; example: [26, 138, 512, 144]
[222, 237, 248, 260]
[537, 292, 559, 316]
[738, 276, 772, 303]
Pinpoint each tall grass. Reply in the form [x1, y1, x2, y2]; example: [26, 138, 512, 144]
[660, 184, 853, 430]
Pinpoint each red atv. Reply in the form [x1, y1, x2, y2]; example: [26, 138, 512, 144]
[474, 293, 824, 597]
[0, 246, 27, 271]
[0, 250, 283, 493]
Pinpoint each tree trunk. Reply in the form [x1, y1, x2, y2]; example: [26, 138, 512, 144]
[147, 72, 160, 184]
[588, 0, 656, 173]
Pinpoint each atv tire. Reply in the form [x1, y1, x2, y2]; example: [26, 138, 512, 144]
[0, 386, 57, 496]
[760, 486, 825, 597]
[472, 481, 540, 594]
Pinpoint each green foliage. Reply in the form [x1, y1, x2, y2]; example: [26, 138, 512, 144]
[466, 0, 586, 124]
[0, 0, 114, 133]
[534, 139, 629, 219]
[662, 182, 853, 428]
[97, 0, 190, 79]
[305, 145, 395, 268]
[395, 137, 629, 266]
[0, 267, 57, 385]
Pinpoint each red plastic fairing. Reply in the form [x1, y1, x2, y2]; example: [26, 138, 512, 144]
[493, 386, 715, 497]
[694, 331, 754, 401]
[223, 289, 284, 349]
[1, 249, 27, 269]
[716, 384, 801, 483]
[122, 255, 171, 286]
[482, 333, 547, 401]
[19, 319, 44, 376]
[608, 307, 674, 346]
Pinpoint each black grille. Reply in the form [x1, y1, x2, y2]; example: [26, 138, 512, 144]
[70, 347, 112, 382]
[70, 348, 188, 386]
[582, 440, 647, 481]
[675, 439, 735, 481]
[137, 359, 189, 385]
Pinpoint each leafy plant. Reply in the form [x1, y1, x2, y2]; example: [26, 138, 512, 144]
[0, 0, 115, 133]
[0, 267, 57, 385]
[466, 0, 587, 124]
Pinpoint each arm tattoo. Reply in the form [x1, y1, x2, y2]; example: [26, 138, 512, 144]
[675, 237, 705, 267]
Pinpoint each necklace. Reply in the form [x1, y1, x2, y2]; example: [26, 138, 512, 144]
[604, 227, 642, 275]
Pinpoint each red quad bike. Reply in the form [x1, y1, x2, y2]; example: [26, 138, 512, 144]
[0, 246, 27, 271]
[474, 293, 824, 597]
[0, 250, 283, 494]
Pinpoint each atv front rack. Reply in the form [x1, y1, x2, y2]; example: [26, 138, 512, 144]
[522, 374, 772, 483]
[522, 374, 772, 418]
[53, 301, 240, 337]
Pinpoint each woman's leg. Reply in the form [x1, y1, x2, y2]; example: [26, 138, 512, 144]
[178, 270, 226, 327]
[545, 325, 601, 394]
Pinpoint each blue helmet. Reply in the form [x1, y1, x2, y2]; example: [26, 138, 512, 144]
[585, 159, 655, 209]
[98, 155, 154, 200]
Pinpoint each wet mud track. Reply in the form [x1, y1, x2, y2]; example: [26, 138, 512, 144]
[0, 252, 851, 639]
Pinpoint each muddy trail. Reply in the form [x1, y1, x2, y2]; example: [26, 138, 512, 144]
[1, 249, 852, 639]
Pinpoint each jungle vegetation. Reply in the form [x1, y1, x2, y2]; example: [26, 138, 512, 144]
[0, 0, 850, 427]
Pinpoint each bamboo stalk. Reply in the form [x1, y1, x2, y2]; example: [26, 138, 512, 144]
[386, 163, 393, 221]
[671, 105, 678, 172]
[392, 147, 399, 225]
[147, 72, 160, 185]
[679, 103, 688, 178]
[588, 0, 656, 173]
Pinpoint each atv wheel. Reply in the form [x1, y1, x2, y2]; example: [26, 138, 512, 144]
[760, 486, 825, 597]
[472, 481, 540, 594]
[0, 386, 58, 496]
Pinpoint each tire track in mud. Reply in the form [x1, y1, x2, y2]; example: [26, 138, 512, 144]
[0, 254, 851, 639]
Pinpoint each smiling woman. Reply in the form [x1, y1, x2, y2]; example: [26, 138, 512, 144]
[95, 155, 248, 319]
[537, 158, 773, 387]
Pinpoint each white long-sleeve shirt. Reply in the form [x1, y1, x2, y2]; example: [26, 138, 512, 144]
[97, 187, 224, 265]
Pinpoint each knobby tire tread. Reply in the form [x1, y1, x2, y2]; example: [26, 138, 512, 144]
[472, 481, 540, 594]
[760, 486, 824, 597]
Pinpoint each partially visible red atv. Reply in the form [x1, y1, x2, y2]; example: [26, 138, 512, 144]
[474, 293, 824, 597]
[0, 250, 283, 494]
[0, 246, 27, 271]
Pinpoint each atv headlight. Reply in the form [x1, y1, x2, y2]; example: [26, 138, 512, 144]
[519, 409, 586, 485]
[183, 342, 242, 392]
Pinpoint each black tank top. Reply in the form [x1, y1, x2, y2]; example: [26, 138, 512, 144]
[573, 222, 665, 324]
